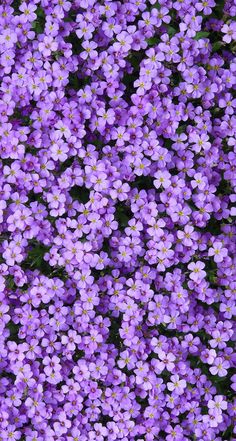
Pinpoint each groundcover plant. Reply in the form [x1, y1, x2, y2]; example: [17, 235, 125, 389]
[0, 0, 235, 440]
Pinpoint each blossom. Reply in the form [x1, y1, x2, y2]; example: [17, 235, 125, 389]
[210, 357, 230, 377]
[208, 395, 227, 413]
[231, 374, 236, 392]
[167, 375, 186, 395]
[154, 170, 171, 189]
[188, 261, 206, 282]
[221, 22, 236, 43]
[0, 0, 234, 438]
[155, 350, 176, 372]
[208, 241, 228, 263]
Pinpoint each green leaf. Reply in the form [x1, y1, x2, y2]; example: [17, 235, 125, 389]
[152, 2, 161, 9]
[31, 7, 46, 34]
[167, 26, 177, 37]
[147, 37, 159, 47]
[7, 321, 20, 340]
[22, 242, 52, 275]
[212, 41, 223, 52]
[69, 185, 90, 203]
[37, 7, 45, 18]
[115, 203, 132, 228]
[194, 32, 210, 40]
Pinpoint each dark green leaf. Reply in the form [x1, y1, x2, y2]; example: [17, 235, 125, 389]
[194, 32, 210, 40]
[212, 41, 223, 52]
[167, 25, 177, 37]
[69, 185, 90, 203]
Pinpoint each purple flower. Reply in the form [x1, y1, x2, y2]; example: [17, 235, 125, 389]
[221, 22, 236, 43]
[188, 261, 206, 282]
[210, 357, 230, 377]
[0, 0, 234, 438]
[167, 375, 187, 395]
[155, 350, 176, 372]
[208, 395, 228, 413]
[154, 170, 171, 189]
[208, 241, 228, 263]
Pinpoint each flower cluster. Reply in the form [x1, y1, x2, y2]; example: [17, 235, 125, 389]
[0, 0, 235, 440]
